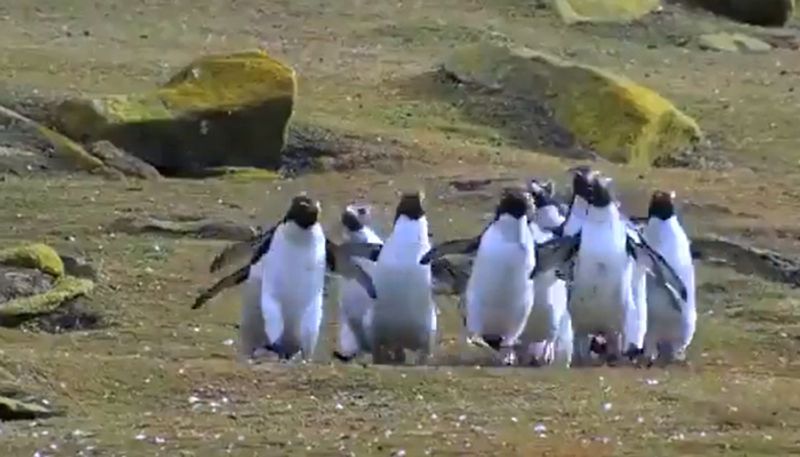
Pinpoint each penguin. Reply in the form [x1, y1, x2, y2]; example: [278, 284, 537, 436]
[531, 175, 688, 366]
[332, 204, 383, 363]
[339, 192, 437, 365]
[192, 195, 377, 362]
[527, 178, 566, 231]
[518, 221, 572, 367]
[420, 188, 536, 366]
[560, 166, 599, 237]
[642, 190, 696, 365]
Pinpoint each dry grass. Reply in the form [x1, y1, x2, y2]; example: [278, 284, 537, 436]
[2, 0, 800, 455]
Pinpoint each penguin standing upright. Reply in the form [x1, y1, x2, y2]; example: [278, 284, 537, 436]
[191, 195, 377, 362]
[333, 204, 383, 362]
[527, 179, 566, 231]
[341, 192, 437, 365]
[532, 175, 688, 366]
[421, 188, 536, 366]
[642, 191, 696, 365]
[561, 166, 598, 237]
[519, 221, 572, 367]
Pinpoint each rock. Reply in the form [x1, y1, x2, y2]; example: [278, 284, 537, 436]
[186, 166, 280, 182]
[109, 216, 257, 241]
[691, 235, 800, 286]
[442, 43, 702, 166]
[0, 265, 56, 304]
[685, 0, 794, 26]
[0, 243, 65, 277]
[698, 32, 772, 52]
[0, 275, 94, 318]
[88, 140, 162, 180]
[0, 103, 114, 176]
[554, 0, 660, 23]
[55, 50, 296, 175]
[59, 254, 99, 280]
[0, 394, 58, 421]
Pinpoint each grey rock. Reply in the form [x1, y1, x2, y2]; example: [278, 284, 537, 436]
[59, 254, 99, 280]
[0, 265, 54, 305]
[89, 140, 162, 180]
[109, 216, 257, 241]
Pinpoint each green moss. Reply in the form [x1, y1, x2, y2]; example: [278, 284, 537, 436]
[443, 43, 702, 165]
[0, 276, 94, 317]
[0, 243, 65, 277]
[160, 50, 297, 112]
[554, 0, 660, 23]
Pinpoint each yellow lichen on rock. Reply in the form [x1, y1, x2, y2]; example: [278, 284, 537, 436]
[554, 0, 660, 23]
[0, 243, 65, 278]
[443, 43, 701, 165]
[0, 276, 94, 317]
[55, 49, 297, 173]
[160, 50, 297, 112]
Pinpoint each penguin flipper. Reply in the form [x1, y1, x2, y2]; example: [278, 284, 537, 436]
[627, 236, 688, 306]
[192, 264, 250, 309]
[326, 241, 378, 300]
[336, 241, 383, 262]
[209, 224, 276, 273]
[420, 237, 481, 265]
[531, 233, 581, 279]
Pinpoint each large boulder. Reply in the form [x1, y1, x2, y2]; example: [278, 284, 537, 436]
[55, 50, 296, 174]
[554, 0, 660, 23]
[686, 0, 794, 26]
[442, 43, 701, 165]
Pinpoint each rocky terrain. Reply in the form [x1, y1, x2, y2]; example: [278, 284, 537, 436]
[1, 0, 800, 455]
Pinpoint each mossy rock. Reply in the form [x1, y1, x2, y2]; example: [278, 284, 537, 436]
[686, 0, 794, 26]
[553, 0, 660, 23]
[0, 275, 94, 317]
[55, 50, 297, 174]
[0, 244, 64, 278]
[442, 43, 702, 166]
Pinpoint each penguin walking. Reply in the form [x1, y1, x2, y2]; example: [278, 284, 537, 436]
[333, 204, 383, 363]
[192, 195, 377, 362]
[532, 175, 688, 366]
[642, 191, 696, 365]
[340, 192, 437, 365]
[517, 221, 572, 367]
[420, 188, 536, 366]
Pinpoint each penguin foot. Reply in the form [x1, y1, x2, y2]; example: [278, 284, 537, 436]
[501, 350, 518, 366]
[333, 350, 357, 363]
[263, 342, 295, 361]
[590, 334, 608, 356]
[480, 335, 504, 352]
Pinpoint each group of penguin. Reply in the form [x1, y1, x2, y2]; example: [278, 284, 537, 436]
[192, 165, 696, 369]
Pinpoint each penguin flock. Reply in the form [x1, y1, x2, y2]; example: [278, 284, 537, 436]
[192, 165, 696, 368]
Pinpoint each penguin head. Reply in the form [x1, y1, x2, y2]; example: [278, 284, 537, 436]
[285, 194, 321, 229]
[648, 190, 676, 220]
[341, 203, 372, 233]
[588, 175, 614, 208]
[495, 187, 532, 220]
[568, 165, 598, 202]
[527, 178, 558, 209]
[394, 191, 425, 222]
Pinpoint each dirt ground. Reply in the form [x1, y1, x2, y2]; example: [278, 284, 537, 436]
[1, 1, 800, 456]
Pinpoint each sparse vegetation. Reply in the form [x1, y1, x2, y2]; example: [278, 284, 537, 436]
[1, 1, 800, 456]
